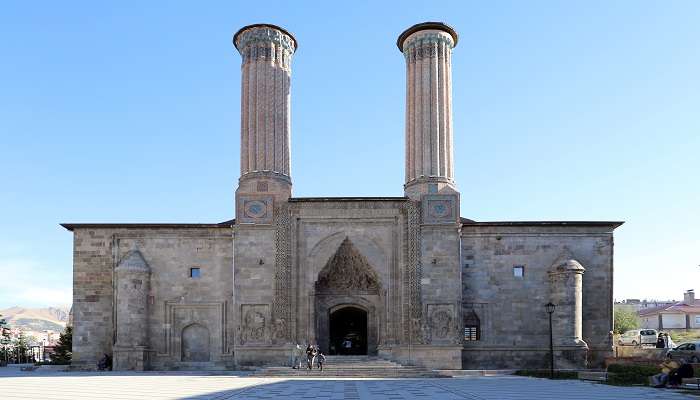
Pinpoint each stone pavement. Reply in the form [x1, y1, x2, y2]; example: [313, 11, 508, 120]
[0, 370, 695, 399]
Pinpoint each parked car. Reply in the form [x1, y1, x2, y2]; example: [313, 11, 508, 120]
[618, 329, 658, 346]
[666, 341, 700, 363]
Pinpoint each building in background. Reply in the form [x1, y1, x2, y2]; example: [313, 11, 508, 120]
[640, 290, 700, 331]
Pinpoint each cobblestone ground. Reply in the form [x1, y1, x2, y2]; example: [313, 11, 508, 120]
[0, 370, 695, 399]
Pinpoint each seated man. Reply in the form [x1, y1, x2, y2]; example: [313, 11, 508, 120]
[669, 361, 694, 387]
[650, 359, 680, 388]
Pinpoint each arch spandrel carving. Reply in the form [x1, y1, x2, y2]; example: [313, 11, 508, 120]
[315, 237, 382, 294]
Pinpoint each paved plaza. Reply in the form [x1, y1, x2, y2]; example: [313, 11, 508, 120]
[1, 370, 696, 400]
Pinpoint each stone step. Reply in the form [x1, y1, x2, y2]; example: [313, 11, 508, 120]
[253, 356, 445, 378]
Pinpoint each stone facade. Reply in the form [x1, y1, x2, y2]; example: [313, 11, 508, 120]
[63, 22, 622, 371]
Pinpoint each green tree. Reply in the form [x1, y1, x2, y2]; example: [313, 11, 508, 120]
[53, 326, 72, 364]
[0, 314, 10, 363]
[614, 308, 640, 334]
[13, 331, 30, 363]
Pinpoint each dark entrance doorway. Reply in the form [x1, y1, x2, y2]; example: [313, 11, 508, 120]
[329, 307, 367, 355]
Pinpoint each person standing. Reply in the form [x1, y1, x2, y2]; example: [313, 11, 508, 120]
[306, 344, 315, 370]
[656, 333, 665, 349]
[342, 338, 352, 355]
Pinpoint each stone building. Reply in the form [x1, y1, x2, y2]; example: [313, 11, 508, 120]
[62, 22, 622, 371]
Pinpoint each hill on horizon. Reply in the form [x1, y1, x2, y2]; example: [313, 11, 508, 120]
[0, 306, 70, 334]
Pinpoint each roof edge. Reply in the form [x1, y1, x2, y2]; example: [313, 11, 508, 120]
[288, 197, 409, 202]
[461, 221, 624, 229]
[60, 221, 235, 231]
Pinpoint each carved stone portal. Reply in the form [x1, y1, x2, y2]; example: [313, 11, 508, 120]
[315, 237, 382, 294]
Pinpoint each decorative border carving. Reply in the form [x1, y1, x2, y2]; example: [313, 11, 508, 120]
[272, 205, 291, 343]
[402, 201, 424, 343]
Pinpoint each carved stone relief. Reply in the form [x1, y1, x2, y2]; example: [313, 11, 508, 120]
[427, 304, 458, 344]
[240, 304, 269, 345]
[315, 237, 382, 294]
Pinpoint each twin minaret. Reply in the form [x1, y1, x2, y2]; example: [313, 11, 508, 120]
[233, 22, 458, 206]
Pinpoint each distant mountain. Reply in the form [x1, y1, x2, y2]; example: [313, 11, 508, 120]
[0, 306, 69, 333]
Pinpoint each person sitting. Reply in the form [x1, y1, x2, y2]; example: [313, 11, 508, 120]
[650, 359, 680, 388]
[668, 361, 694, 387]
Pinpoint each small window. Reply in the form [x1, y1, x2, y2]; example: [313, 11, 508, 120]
[189, 267, 201, 278]
[695, 316, 700, 325]
[513, 265, 524, 278]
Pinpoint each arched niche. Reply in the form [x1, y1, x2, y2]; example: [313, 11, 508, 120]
[181, 323, 210, 362]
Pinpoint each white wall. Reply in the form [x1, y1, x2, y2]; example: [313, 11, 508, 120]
[662, 313, 686, 329]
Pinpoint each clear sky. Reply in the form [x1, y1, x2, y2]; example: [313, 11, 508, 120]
[1, 1, 698, 309]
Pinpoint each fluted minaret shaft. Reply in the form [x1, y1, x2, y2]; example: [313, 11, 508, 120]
[234, 24, 296, 184]
[398, 23, 458, 198]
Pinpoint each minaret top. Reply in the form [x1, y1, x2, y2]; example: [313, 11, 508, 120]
[233, 23, 298, 53]
[397, 22, 458, 52]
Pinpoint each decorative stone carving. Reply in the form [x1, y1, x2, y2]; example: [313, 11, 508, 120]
[237, 195, 274, 224]
[431, 310, 452, 340]
[315, 237, 381, 294]
[272, 205, 291, 341]
[422, 194, 458, 224]
[235, 25, 296, 60]
[271, 318, 287, 343]
[426, 304, 458, 344]
[240, 304, 269, 345]
[402, 201, 423, 343]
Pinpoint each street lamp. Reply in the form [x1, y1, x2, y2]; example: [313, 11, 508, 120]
[545, 302, 556, 379]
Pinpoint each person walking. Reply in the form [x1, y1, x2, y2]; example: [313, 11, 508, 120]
[316, 351, 326, 372]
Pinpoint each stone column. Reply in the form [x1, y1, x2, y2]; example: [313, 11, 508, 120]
[398, 22, 459, 200]
[113, 249, 151, 371]
[233, 24, 296, 203]
[548, 257, 587, 368]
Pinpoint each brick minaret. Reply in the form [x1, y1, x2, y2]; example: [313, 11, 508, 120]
[233, 24, 296, 214]
[398, 22, 458, 200]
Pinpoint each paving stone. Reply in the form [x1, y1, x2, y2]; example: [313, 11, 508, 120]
[1, 370, 695, 400]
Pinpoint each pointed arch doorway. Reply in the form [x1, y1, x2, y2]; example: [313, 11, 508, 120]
[314, 237, 383, 356]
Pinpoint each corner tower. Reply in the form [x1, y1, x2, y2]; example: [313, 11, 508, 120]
[398, 22, 458, 200]
[233, 24, 296, 222]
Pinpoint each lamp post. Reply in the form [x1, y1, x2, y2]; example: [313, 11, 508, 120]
[545, 302, 556, 379]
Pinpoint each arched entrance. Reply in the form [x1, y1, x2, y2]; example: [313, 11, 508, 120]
[329, 306, 367, 355]
[313, 237, 383, 356]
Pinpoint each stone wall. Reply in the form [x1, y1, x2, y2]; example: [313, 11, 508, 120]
[71, 229, 115, 369]
[70, 227, 234, 370]
[460, 224, 616, 369]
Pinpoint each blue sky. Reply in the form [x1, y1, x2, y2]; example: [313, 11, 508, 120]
[1, 1, 698, 308]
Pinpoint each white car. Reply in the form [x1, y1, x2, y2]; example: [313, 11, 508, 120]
[618, 329, 658, 346]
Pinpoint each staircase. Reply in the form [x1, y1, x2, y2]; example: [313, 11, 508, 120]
[252, 355, 446, 378]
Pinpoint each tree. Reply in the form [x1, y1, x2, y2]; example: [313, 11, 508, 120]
[0, 314, 10, 363]
[13, 331, 30, 363]
[613, 308, 640, 334]
[53, 326, 72, 364]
